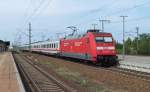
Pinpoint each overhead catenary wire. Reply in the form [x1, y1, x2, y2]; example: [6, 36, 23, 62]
[74, 0, 121, 27]
[82, 0, 120, 15]
[16, 0, 53, 44]
[33, 0, 53, 19]
[75, 0, 150, 28]
[110, 15, 150, 24]
[21, 0, 53, 29]
[105, 0, 150, 17]
[24, 0, 48, 24]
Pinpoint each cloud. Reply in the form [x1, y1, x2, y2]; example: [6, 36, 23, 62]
[0, 0, 150, 43]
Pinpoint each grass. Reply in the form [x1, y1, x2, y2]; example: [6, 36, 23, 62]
[56, 67, 105, 92]
[39, 61, 108, 92]
[38, 60, 56, 68]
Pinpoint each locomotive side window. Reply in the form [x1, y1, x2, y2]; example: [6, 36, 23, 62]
[96, 37, 112, 43]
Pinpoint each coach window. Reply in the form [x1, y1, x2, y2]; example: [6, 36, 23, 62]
[49, 44, 51, 48]
[51, 44, 53, 48]
[53, 43, 54, 48]
[53, 43, 55, 48]
[55, 43, 57, 48]
[56, 43, 58, 48]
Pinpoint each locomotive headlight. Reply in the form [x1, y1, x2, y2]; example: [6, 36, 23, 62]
[97, 46, 115, 50]
[97, 47, 104, 50]
[108, 46, 115, 50]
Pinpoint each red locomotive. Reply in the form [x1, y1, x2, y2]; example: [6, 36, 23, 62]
[60, 29, 118, 66]
[22, 29, 118, 66]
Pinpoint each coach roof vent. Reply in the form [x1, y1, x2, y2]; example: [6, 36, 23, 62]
[87, 29, 100, 33]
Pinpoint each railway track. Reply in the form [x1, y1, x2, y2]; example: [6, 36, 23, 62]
[13, 53, 76, 92]
[21, 52, 150, 82]
[107, 67, 150, 81]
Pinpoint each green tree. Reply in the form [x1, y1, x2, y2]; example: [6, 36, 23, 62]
[125, 37, 134, 54]
[116, 33, 150, 55]
[138, 33, 150, 55]
[116, 42, 123, 54]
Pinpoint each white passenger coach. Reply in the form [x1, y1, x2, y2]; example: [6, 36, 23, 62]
[22, 40, 60, 55]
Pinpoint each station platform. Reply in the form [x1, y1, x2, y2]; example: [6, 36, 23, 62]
[0, 52, 25, 92]
[118, 55, 150, 73]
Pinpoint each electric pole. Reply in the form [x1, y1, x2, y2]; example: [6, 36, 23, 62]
[92, 24, 98, 30]
[136, 27, 139, 54]
[99, 19, 110, 32]
[29, 22, 31, 51]
[120, 16, 128, 60]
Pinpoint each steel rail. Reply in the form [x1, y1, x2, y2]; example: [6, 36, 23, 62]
[13, 53, 76, 92]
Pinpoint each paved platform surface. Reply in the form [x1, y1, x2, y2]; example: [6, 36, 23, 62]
[0, 52, 25, 92]
[118, 55, 150, 73]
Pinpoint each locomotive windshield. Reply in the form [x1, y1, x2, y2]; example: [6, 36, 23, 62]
[95, 37, 113, 43]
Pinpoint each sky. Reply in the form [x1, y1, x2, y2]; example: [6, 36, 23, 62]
[0, 0, 150, 45]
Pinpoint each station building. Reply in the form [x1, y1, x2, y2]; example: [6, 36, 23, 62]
[0, 40, 10, 52]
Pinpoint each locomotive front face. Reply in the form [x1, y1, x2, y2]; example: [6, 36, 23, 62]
[95, 36, 116, 55]
[93, 33, 118, 66]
